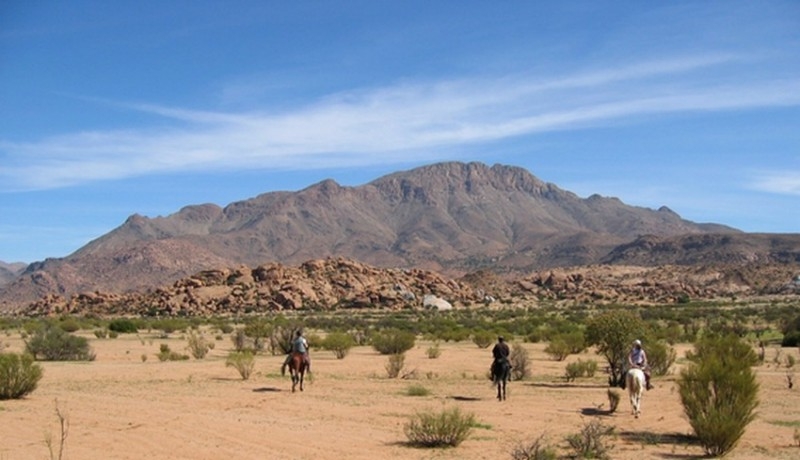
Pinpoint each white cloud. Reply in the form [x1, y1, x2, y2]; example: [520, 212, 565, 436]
[751, 171, 800, 195]
[2, 55, 799, 192]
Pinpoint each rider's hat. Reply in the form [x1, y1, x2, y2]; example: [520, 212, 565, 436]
[633, 339, 642, 346]
[498, 335, 505, 341]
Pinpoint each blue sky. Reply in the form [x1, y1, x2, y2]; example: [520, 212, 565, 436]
[1, 1, 799, 264]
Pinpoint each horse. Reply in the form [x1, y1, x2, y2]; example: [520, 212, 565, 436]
[491, 358, 511, 401]
[281, 352, 307, 393]
[625, 367, 645, 418]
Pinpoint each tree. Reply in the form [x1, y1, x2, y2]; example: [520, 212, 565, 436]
[585, 310, 645, 387]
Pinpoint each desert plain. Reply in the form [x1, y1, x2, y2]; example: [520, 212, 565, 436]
[1, 330, 799, 460]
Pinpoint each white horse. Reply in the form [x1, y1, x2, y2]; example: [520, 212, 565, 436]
[625, 368, 645, 418]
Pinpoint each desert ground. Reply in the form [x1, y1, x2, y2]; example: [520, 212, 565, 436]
[1, 329, 799, 460]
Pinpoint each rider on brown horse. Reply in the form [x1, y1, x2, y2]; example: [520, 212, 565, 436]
[283, 330, 311, 373]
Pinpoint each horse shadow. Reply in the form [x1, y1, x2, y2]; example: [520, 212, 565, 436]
[526, 382, 609, 389]
[448, 395, 482, 402]
[579, 407, 614, 417]
[617, 431, 702, 459]
[252, 387, 283, 393]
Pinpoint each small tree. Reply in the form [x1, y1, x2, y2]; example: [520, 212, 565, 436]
[371, 329, 415, 355]
[0, 352, 43, 399]
[678, 334, 759, 457]
[321, 332, 355, 359]
[585, 311, 645, 387]
[510, 343, 531, 381]
[25, 326, 95, 361]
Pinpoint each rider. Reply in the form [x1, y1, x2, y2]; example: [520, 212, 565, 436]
[283, 329, 311, 373]
[491, 335, 511, 377]
[628, 339, 652, 390]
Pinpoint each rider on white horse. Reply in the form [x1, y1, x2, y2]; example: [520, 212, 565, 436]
[628, 339, 653, 390]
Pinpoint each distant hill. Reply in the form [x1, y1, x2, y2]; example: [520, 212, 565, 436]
[2, 161, 798, 309]
[0, 262, 27, 287]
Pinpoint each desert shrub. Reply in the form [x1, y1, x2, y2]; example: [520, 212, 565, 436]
[244, 319, 274, 352]
[405, 384, 431, 396]
[157, 344, 189, 362]
[225, 351, 256, 380]
[511, 434, 558, 460]
[678, 334, 759, 457]
[510, 343, 531, 381]
[426, 342, 442, 359]
[25, 327, 95, 361]
[782, 330, 800, 347]
[385, 353, 406, 378]
[544, 337, 572, 361]
[565, 359, 599, 382]
[471, 330, 494, 349]
[404, 407, 475, 448]
[93, 329, 108, 339]
[565, 419, 615, 460]
[0, 352, 43, 400]
[321, 332, 355, 359]
[108, 318, 138, 334]
[186, 331, 212, 359]
[58, 318, 81, 333]
[372, 329, 415, 355]
[607, 389, 620, 413]
[647, 340, 677, 376]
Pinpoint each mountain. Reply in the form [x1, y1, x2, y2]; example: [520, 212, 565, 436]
[0, 262, 27, 287]
[2, 161, 798, 309]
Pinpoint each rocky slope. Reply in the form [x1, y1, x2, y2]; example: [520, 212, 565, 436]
[12, 257, 800, 317]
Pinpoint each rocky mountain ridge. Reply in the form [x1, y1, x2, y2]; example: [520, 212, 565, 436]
[2, 161, 799, 311]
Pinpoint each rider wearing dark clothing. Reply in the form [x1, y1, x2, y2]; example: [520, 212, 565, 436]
[491, 336, 511, 376]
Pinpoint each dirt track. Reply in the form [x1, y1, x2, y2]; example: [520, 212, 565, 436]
[2, 332, 799, 459]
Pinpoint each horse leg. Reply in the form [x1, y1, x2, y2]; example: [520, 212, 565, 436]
[299, 371, 304, 391]
[501, 379, 507, 401]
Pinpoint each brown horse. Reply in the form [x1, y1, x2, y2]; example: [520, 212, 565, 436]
[281, 352, 307, 392]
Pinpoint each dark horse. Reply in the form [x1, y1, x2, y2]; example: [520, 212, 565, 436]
[281, 352, 307, 392]
[491, 358, 511, 401]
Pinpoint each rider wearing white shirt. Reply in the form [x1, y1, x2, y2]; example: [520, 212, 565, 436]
[628, 339, 653, 390]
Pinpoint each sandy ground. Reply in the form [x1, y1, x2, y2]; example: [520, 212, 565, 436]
[1, 330, 799, 460]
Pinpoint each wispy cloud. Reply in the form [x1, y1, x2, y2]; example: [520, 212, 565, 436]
[751, 171, 800, 195]
[2, 55, 798, 192]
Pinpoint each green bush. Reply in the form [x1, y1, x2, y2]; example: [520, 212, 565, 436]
[471, 330, 494, 349]
[157, 344, 189, 362]
[321, 332, 355, 359]
[58, 318, 81, 333]
[0, 352, 43, 399]
[108, 318, 138, 334]
[678, 334, 759, 457]
[426, 342, 442, 359]
[225, 351, 256, 380]
[646, 340, 677, 376]
[544, 337, 572, 361]
[371, 329, 415, 355]
[564, 359, 598, 382]
[25, 327, 95, 361]
[405, 384, 431, 397]
[404, 407, 475, 448]
[186, 331, 212, 359]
